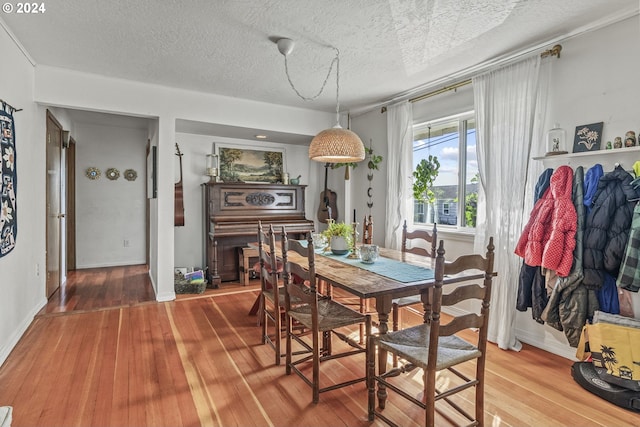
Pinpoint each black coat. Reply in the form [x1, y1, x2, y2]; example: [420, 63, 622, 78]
[583, 165, 640, 289]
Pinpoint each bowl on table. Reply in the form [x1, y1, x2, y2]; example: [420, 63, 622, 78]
[360, 244, 379, 264]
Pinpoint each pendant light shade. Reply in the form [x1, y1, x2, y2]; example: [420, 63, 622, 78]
[309, 125, 365, 162]
[275, 38, 365, 164]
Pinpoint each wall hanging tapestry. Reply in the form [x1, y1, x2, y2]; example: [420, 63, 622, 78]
[0, 101, 18, 257]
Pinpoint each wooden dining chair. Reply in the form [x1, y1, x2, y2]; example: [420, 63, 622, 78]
[257, 221, 285, 365]
[391, 220, 437, 367]
[284, 234, 372, 404]
[368, 238, 495, 427]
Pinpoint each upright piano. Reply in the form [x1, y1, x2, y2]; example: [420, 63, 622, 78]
[203, 182, 315, 286]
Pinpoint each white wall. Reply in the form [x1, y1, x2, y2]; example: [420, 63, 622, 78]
[350, 109, 388, 247]
[75, 122, 147, 268]
[0, 24, 46, 365]
[148, 119, 160, 294]
[173, 133, 314, 270]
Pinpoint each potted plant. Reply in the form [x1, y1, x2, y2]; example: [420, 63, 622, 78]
[321, 219, 353, 255]
[332, 145, 383, 180]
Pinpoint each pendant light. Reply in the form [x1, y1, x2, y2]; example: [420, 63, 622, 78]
[276, 38, 365, 163]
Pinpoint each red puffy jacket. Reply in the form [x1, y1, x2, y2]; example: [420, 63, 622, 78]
[515, 165, 577, 277]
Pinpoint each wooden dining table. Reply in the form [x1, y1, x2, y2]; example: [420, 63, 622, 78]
[253, 241, 485, 335]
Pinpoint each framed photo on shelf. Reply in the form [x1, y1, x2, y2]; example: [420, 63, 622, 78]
[215, 143, 285, 183]
[572, 122, 603, 153]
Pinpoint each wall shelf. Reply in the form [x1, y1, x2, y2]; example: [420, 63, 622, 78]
[533, 146, 640, 161]
[533, 146, 640, 171]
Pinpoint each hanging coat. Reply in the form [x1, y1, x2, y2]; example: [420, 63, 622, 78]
[541, 167, 599, 347]
[583, 163, 604, 215]
[515, 165, 577, 277]
[616, 202, 640, 292]
[583, 165, 640, 289]
[517, 168, 553, 319]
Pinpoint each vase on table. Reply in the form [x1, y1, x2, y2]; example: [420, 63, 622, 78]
[330, 236, 349, 255]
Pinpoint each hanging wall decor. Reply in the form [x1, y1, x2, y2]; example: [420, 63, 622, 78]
[0, 101, 18, 257]
[572, 122, 603, 153]
[124, 169, 137, 181]
[85, 167, 101, 180]
[106, 167, 120, 180]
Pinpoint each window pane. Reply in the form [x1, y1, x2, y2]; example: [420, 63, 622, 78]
[413, 120, 459, 226]
[464, 119, 478, 228]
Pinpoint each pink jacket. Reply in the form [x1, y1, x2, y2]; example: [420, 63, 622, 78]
[515, 165, 577, 277]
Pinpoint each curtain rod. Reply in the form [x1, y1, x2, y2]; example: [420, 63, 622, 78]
[381, 44, 563, 113]
[0, 99, 23, 112]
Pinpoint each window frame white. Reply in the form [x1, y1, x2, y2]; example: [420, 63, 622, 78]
[412, 110, 476, 233]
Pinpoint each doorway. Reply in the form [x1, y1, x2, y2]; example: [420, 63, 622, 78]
[45, 110, 63, 298]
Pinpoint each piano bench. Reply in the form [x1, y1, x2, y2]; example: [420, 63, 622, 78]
[239, 246, 259, 285]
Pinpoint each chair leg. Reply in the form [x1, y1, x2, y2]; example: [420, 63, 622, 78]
[476, 382, 484, 427]
[392, 303, 400, 367]
[476, 361, 485, 427]
[285, 313, 292, 375]
[367, 322, 375, 421]
[359, 298, 366, 344]
[260, 294, 266, 342]
[312, 330, 320, 404]
[425, 369, 435, 427]
[274, 304, 281, 366]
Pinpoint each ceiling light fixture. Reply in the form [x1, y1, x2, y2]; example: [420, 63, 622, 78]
[255, 134, 268, 139]
[275, 38, 365, 163]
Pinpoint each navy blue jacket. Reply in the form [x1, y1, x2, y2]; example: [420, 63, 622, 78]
[583, 165, 640, 289]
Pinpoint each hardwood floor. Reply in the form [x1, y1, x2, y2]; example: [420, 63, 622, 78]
[40, 264, 157, 315]
[0, 265, 636, 426]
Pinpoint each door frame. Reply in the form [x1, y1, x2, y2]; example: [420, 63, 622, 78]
[45, 109, 63, 298]
[66, 137, 76, 270]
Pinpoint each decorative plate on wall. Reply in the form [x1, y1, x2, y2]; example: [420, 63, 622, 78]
[85, 167, 101, 180]
[106, 168, 120, 180]
[124, 169, 138, 181]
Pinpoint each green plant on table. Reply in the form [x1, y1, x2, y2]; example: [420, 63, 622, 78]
[321, 219, 354, 248]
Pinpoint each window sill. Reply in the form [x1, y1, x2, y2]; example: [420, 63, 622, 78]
[412, 225, 476, 243]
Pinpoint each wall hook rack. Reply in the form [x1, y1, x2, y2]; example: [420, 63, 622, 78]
[0, 99, 22, 112]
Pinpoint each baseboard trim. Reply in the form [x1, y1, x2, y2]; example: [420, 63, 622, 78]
[0, 297, 47, 366]
[77, 260, 147, 269]
[516, 327, 577, 360]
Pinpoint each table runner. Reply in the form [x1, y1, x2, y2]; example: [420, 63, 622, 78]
[299, 240, 434, 283]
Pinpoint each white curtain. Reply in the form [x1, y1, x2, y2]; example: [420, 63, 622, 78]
[473, 55, 548, 351]
[385, 102, 413, 250]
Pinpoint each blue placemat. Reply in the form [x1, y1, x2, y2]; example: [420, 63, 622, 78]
[296, 240, 434, 283]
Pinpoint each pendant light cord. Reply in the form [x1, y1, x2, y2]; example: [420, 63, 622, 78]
[283, 46, 341, 125]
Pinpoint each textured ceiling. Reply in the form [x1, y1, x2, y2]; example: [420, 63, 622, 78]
[1, 0, 638, 115]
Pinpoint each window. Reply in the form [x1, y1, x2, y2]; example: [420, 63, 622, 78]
[443, 203, 450, 215]
[412, 113, 478, 229]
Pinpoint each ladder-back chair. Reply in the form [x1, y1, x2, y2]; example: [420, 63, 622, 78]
[391, 220, 437, 366]
[284, 234, 372, 404]
[368, 238, 495, 427]
[257, 221, 285, 365]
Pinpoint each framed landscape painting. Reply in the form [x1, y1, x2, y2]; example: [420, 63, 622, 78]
[215, 143, 285, 183]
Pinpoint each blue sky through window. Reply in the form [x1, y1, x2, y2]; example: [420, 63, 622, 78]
[413, 124, 477, 187]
